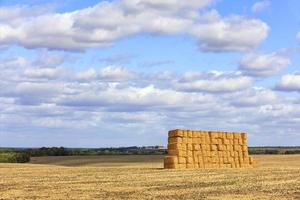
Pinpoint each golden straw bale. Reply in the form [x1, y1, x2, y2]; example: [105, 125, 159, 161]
[212, 163, 219, 168]
[243, 156, 249, 164]
[223, 139, 229, 144]
[193, 144, 200, 151]
[186, 156, 194, 164]
[198, 138, 203, 144]
[210, 145, 217, 151]
[186, 163, 194, 168]
[164, 156, 178, 164]
[167, 149, 179, 156]
[179, 163, 186, 169]
[193, 162, 199, 168]
[212, 157, 218, 163]
[234, 145, 241, 151]
[241, 133, 247, 140]
[201, 144, 207, 151]
[168, 129, 184, 138]
[204, 150, 209, 157]
[178, 157, 187, 164]
[168, 137, 182, 144]
[187, 150, 193, 157]
[223, 157, 229, 163]
[242, 145, 248, 151]
[168, 143, 182, 150]
[210, 132, 218, 139]
[168, 149, 187, 157]
[211, 151, 217, 157]
[187, 130, 193, 138]
[211, 139, 218, 144]
[164, 163, 174, 169]
[234, 138, 239, 144]
[217, 132, 223, 138]
[194, 155, 199, 163]
[187, 143, 193, 150]
[202, 131, 209, 138]
[183, 130, 188, 138]
[192, 137, 199, 144]
[242, 138, 247, 144]
[217, 151, 223, 157]
[192, 131, 199, 138]
[226, 145, 232, 151]
[238, 138, 243, 145]
[234, 133, 241, 139]
[226, 132, 233, 139]
[217, 144, 225, 151]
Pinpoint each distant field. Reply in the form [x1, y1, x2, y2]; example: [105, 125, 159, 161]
[29, 155, 164, 167]
[0, 155, 299, 200]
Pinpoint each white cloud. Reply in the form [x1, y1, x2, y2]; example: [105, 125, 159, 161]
[0, 5, 54, 25]
[230, 88, 278, 107]
[57, 84, 210, 111]
[190, 11, 269, 52]
[174, 71, 253, 93]
[76, 68, 98, 81]
[98, 66, 136, 82]
[0, 56, 28, 69]
[76, 66, 135, 82]
[239, 52, 290, 77]
[24, 67, 65, 79]
[297, 32, 300, 40]
[275, 73, 300, 92]
[33, 51, 67, 68]
[0, 0, 268, 52]
[0, 53, 300, 146]
[251, 0, 270, 13]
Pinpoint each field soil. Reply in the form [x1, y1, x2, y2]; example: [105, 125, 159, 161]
[0, 155, 299, 200]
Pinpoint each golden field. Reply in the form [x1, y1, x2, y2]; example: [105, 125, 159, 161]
[0, 155, 299, 200]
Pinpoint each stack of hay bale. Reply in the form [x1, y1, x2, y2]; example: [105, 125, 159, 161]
[164, 129, 257, 169]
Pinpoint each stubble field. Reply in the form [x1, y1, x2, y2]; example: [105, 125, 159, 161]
[0, 155, 299, 200]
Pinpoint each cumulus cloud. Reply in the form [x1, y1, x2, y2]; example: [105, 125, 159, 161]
[57, 84, 211, 112]
[174, 71, 253, 93]
[190, 11, 268, 52]
[24, 67, 65, 80]
[0, 4, 54, 25]
[230, 88, 278, 107]
[0, 53, 299, 146]
[0, 56, 28, 69]
[76, 66, 136, 82]
[33, 51, 67, 68]
[251, 0, 270, 13]
[0, 0, 268, 52]
[239, 52, 290, 77]
[275, 73, 300, 92]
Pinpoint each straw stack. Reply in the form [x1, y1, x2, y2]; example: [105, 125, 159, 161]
[164, 129, 257, 169]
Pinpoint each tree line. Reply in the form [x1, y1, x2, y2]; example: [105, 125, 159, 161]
[1, 146, 300, 163]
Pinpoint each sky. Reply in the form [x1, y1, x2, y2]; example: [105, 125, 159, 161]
[0, 0, 299, 148]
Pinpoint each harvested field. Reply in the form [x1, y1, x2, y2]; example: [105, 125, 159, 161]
[0, 155, 299, 200]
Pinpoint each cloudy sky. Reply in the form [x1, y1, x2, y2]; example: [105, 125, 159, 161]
[0, 0, 299, 147]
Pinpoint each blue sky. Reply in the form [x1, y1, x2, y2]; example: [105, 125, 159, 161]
[0, 0, 299, 147]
